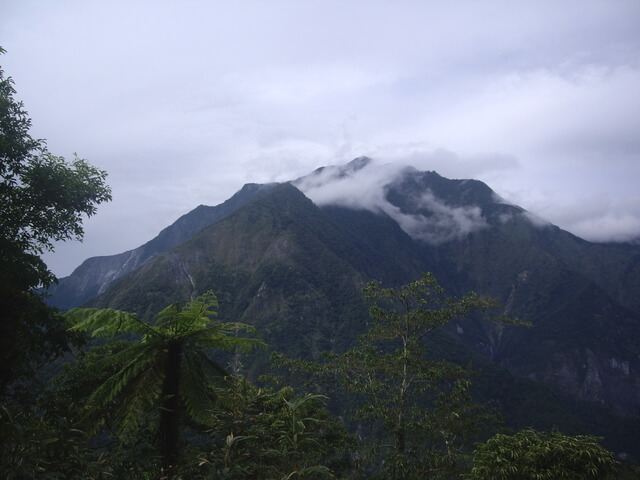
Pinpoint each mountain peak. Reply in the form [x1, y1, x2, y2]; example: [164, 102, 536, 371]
[294, 156, 373, 186]
[295, 158, 505, 245]
[345, 155, 372, 171]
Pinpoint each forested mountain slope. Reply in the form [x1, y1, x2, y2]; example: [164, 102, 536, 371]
[48, 159, 640, 456]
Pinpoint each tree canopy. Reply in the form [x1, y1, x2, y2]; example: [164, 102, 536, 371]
[469, 428, 619, 480]
[278, 272, 522, 479]
[0, 47, 111, 397]
[0, 270, 625, 479]
[0, 47, 111, 291]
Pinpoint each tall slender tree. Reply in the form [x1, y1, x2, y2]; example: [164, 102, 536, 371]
[65, 290, 265, 467]
[297, 273, 521, 479]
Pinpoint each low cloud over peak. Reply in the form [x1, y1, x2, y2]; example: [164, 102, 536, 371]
[295, 158, 489, 245]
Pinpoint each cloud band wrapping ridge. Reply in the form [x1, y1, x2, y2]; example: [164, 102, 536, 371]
[295, 159, 489, 245]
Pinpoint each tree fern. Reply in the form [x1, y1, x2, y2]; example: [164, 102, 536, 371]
[65, 290, 265, 467]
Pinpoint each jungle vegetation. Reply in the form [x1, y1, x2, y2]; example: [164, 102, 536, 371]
[0, 48, 631, 479]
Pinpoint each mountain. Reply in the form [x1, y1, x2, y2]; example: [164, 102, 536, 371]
[46, 183, 276, 309]
[48, 158, 640, 456]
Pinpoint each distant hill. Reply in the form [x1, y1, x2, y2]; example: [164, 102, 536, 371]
[47, 158, 640, 457]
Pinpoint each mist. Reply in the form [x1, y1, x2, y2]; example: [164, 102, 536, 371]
[295, 158, 490, 245]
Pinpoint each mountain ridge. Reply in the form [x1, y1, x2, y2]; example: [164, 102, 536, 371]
[46, 182, 277, 308]
[46, 158, 640, 455]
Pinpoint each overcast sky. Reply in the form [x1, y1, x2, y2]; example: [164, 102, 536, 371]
[2, 0, 640, 277]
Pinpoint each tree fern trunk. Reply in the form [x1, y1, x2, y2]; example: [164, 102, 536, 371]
[160, 340, 181, 467]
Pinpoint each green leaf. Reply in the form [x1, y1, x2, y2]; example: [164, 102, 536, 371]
[66, 308, 155, 337]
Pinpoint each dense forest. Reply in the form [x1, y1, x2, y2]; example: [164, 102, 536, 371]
[1, 48, 638, 479]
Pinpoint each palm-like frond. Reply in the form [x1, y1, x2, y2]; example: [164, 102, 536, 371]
[67, 307, 157, 338]
[108, 344, 166, 435]
[177, 291, 219, 331]
[179, 349, 226, 425]
[81, 341, 165, 434]
[155, 291, 219, 335]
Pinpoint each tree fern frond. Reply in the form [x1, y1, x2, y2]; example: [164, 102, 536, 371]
[82, 344, 165, 431]
[154, 291, 219, 335]
[82, 346, 163, 434]
[66, 308, 158, 338]
[179, 350, 223, 425]
[114, 350, 166, 436]
[176, 291, 219, 334]
[154, 302, 180, 330]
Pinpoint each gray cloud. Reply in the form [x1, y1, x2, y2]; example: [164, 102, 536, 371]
[1, 0, 639, 275]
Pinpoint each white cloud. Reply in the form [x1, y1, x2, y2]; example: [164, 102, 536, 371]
[571, 214, 640, 243]
[388, 191, 488, 244]
[294, 159, 402, 210]
[296, 159, 489, 244]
